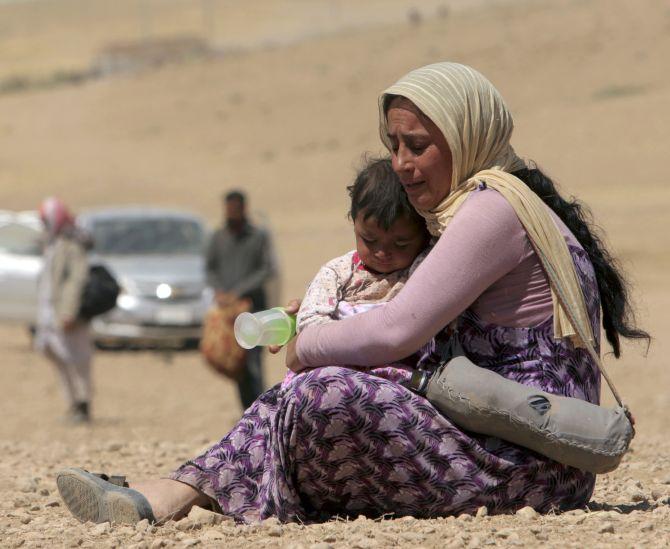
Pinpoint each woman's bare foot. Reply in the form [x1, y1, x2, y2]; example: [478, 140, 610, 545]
[57, 469, 212, 525]
[129, 479, 212, 523]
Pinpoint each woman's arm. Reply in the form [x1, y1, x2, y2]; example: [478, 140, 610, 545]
[296, 190, 529, 367]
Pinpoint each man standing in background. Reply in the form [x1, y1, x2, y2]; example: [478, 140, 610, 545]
[205, 190, 274, 409]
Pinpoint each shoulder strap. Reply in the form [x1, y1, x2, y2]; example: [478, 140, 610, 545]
[535, 248, 630, 416]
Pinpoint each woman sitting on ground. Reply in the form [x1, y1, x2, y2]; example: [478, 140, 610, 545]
[56, 62, 648, 525]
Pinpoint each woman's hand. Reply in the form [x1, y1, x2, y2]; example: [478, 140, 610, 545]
[283, 337, 307, 373]
[268, 298, 302, 355]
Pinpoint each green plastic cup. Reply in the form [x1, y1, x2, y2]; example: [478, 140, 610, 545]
[234, 307, 297, 349]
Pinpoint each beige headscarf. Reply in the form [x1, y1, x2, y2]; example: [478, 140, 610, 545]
[379, 62, 593, 346]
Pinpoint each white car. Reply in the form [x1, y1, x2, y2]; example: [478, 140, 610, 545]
[0, 210, 42, 323]
[78, 207, 212, 348]
[0, 207, 212, 348]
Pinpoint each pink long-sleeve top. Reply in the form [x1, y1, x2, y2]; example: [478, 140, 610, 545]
[296, 187, 583, 367]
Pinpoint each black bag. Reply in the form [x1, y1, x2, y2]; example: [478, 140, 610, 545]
[78, 265, 120, 320]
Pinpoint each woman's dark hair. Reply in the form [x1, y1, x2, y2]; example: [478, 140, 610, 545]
[514, 164, 650, 358]
[348, 156, 426, 232]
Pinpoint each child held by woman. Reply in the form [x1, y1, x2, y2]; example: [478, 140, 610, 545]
[283, 157, 431, 386]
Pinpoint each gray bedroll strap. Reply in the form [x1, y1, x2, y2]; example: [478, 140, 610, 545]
[420, 249, 635, 473]
[426, 357, 633, 473]
[535, 249, 628, 413]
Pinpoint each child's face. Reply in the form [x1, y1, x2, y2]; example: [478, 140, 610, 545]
[354, 214, 427, 274]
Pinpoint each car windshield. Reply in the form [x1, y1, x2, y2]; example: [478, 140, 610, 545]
[0, 223, 42, 256]
[91, 217, 205, 255]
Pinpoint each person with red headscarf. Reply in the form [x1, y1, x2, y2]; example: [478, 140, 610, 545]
[35, 197, 93, 423]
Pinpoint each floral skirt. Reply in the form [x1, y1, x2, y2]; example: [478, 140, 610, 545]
[170, 363, 594, 523]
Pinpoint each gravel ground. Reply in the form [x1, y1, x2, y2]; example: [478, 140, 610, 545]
[1, 437, 669, 548]
[0, 324, 668, 548]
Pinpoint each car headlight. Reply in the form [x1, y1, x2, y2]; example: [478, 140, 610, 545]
[116, 277, 139, 308]
[156, 283, 172, 299]
[117, 293, 138, 309]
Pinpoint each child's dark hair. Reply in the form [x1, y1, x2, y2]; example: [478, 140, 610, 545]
[347, 156, 426, 231]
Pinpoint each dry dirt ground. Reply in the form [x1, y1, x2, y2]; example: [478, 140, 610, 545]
[1, 0, 669, 547]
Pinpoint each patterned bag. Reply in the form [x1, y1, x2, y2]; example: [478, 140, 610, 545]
[199, 299, 251, 381]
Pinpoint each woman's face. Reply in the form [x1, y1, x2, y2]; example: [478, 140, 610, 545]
[386, 97, 453, 211]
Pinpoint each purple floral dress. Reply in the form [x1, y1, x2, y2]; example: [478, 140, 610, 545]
[170, 245, 601, 523]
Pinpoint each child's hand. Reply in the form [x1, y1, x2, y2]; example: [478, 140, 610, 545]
[268, 298, 301, 354]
